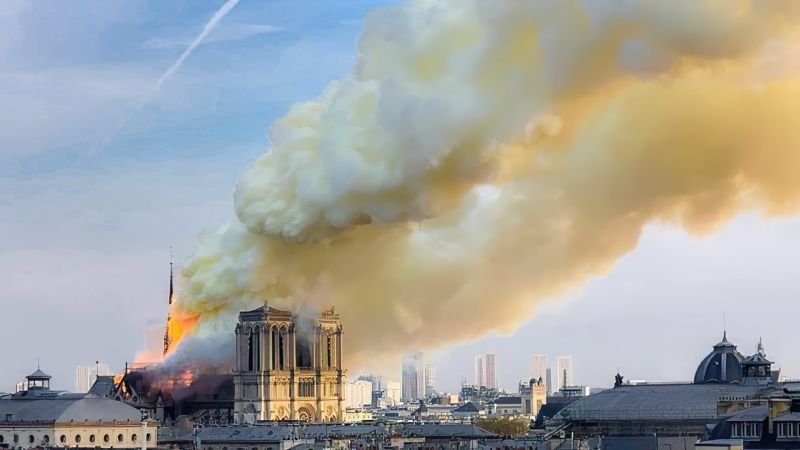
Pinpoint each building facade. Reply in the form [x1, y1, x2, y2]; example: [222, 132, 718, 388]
[424, 364, 437, 397]
[402, 352, 425, 403]
[531, 355, 547, 388]
[484, 354, 497, 390]
[475, 356, 484, 388]
[0, 369, 157, 450]
[344, 380, 372, 409]
[233, 306, 344, 423]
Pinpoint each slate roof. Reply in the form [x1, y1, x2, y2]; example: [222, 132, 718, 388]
[775, 410, 800, 423]
[88, 376, 116, 398]
[491, 396, 522, 405]
[725, 405, 768, 422]
[558, 383, 771, 422]
[0, 397, 143, 423]
[159, 423, 494, 443]
[27, 369, 52, 380]
[398, 423, 494, 438]
[453, 402, 479, 413]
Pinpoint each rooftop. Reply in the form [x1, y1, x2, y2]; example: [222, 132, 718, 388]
[559, 383, 772, 422]
[0, 396, 143, 423]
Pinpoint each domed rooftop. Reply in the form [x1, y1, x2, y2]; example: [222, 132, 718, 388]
[694, 332, 744, 384]
[0, 397, 142, 423]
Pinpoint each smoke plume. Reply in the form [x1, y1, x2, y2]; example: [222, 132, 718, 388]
[166, 0, 800, 371]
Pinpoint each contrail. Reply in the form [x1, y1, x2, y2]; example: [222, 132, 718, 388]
[156, 0, 240, 90]
[86, 0, 240, 156]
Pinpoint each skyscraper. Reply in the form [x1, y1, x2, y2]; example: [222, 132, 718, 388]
[402, 352, 425, 403]
[484, 353, 497, 389]
[531, 354, 547, 383]
[546, 368, 553, 395]
[474, 356, 484, 387]
[75, 362, 110, 393]
[556, 356, 574, 392]
[384, 381, 402, 405]
[424, 363, 437, 397]
[345, 379, 373, 409]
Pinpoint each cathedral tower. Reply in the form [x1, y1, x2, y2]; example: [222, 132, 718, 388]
[233, 305, 344, 423]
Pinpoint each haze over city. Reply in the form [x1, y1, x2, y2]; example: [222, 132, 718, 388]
[2, 0, 800, 400]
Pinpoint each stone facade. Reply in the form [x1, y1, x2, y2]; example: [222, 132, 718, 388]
[233, 306, 344, 423]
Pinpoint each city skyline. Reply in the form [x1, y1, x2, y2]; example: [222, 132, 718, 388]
[74, 362, 110, 394]
[3, 1, 800, 395]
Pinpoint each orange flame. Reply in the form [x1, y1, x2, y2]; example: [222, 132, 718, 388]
[165, 309, 200, 357]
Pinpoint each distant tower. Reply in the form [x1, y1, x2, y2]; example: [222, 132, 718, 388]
[474, 356, 484, 387]
[484, 353, 497, 389]
[531, 355, 547, 389]
[402, 352, 425, 403]
[556, 356, 574, 392]
[424, 363, 437, 397]
[163, 250, 174, 356]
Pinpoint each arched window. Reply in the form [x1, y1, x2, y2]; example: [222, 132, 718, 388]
[28, 435, 34, 444]
[59, 435, 67, 444]
[271, 327, 279, 370]
[326, 334, 333, 368]
[247, 331, 254, 372]
[132, 434, 138, 443]
[43, 435, 50, 444]
[147, 433, 152, 442]
[118, 433, 124, 443]
[278, 330, 285, 369]
[75, 434, 82, 444]
[13, 434, 19, 443]
[0, 434, 4, 443]
[90, 434, 96, 443]
[104, 434, 110, 443]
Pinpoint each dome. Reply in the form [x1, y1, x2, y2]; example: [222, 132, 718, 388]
[694, 332, 744, 384]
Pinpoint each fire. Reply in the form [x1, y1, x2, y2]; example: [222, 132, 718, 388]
[165, 307, 200, 357]
[178, 368, 195, 386]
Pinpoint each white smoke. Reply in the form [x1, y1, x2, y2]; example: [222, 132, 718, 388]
[167, 0, 800, 372]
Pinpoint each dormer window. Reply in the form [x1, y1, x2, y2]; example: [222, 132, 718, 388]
[731, 421, 762, 439]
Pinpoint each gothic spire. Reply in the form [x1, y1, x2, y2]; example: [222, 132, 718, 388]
[169, 245, 174, 305]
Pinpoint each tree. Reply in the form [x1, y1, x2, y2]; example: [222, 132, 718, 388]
[474, 416, 530, 437]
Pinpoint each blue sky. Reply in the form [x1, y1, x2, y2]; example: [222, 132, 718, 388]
[2, 0, 799, 393]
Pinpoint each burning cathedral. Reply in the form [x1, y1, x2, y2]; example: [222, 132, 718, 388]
[111, 279, 344, 425]
[233, 305, 344, 423]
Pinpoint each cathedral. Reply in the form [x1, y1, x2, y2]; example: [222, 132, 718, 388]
[233, 305, 344, 424]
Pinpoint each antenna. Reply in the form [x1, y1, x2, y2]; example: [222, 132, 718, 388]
[723, 311, 727, 341]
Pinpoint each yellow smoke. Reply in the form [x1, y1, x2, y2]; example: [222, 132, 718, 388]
[168, 0, 800, 371]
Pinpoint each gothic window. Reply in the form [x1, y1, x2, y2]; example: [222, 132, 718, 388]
[327, 334, 333, 369]
[252, 327, 259, 372]
[271, 327, 279, 370]
[279, 331, 285, 369]
[297, 339, 312, 369]
[247, 332, 254, 372]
